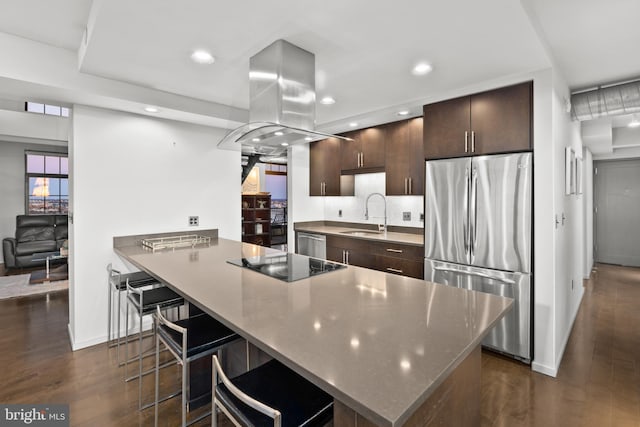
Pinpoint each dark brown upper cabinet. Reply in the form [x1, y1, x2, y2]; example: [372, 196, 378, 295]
[340, 127, 385, 173]
[423, 81, 532, 159]
[385, 117, 424, 196]
[310, 138, 354, 197]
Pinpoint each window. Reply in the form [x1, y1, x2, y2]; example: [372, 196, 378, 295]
[25, 152, 69, 214]
[25, 102, 70, 117]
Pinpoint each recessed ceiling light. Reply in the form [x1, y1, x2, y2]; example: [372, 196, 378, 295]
[190, 49, 215, 64]
[349, 122, 358, 128]
[274, 131, 284, 136]
[412, 62, 433, 76]
[252, 138, 261, 142]
[144, 106, 159, 113]
[281, 142, 289, 146]
[320, 96, 336, 105]
[397, 110, 410, 116]
[304, 137, 313, 141]
[629, 118, 640, 128]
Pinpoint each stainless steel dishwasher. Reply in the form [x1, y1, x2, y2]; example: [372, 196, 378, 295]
[296, 232, 326, 260]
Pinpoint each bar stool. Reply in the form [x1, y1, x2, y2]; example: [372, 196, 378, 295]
[126, 282, 184, 409]
[107, 264, 160, 362]
[154, 307, 242, 426]
[212, 355, 334, 427]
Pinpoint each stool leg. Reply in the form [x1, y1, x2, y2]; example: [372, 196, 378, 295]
[116, 288, 122, 363]
[212, 358, 218, 427]
[182, 358, 187, 427]
[138, 302, 144, 410]
[125, 296, 130, 380]
[107, 282, 112, 349]
[154, 317, 160, 427]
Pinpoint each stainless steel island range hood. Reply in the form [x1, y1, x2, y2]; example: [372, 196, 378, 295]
[218, 39, 349, 156]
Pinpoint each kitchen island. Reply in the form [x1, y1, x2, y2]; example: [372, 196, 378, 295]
[114, 234, 512, 427]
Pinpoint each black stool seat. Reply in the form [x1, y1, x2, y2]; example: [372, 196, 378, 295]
[216, 359, 333, 427]
[114, 271, 159, 290]
[128, 287, 183, 314]
[158, 314, 239, 359]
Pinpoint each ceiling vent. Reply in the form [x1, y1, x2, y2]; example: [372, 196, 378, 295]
[571, 79, 640, 121]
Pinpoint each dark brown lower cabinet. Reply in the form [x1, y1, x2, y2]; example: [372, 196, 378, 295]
[326, 235, 424, 279]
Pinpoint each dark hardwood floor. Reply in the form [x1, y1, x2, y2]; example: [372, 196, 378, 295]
[0, 264, 638, 426]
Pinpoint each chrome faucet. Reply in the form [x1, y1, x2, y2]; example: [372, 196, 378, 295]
[364, 192, 387, 232]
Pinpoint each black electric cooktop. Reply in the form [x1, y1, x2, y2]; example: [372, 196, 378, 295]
[227, 252, 346, 282]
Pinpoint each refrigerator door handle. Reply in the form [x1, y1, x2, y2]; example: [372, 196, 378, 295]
[433, 266, 516, 285]
[463, 167, 470, 255]
[470, 167, 478, 257]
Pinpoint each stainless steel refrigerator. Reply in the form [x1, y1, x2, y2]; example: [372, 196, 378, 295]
[424, 152, 532, 362]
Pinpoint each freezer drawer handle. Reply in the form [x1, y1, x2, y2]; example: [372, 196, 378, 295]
[433, 266, 516, 284]
[386, 267, 403, 274]
[386, 248, 403, 253]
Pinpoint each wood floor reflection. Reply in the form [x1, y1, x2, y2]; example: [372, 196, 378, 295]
[0, 263, 638, 426]
[481, 264, 640, 427]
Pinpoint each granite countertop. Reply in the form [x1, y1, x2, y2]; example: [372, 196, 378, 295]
[294, 222, 424, 247]
[115, 238, 510, 427]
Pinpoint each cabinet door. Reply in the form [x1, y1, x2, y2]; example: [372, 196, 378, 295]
[326, 245, 345, 263]
[340, 130, 361, 171]
[423, 96, 470, 159]
[309, 140, 326, 196]
[407, 117, 425, 195]
[385, 120, 410, 195]
[470, 81, 532, 154]
[359, 127, 386, 169]
[310, 138, 342, 196]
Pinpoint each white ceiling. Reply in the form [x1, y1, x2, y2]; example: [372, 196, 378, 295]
[0, 0, 639, 150]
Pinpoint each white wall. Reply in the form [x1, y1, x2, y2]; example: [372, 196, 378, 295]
[69, 105, 240, 349]
[323, 173, 424, 228]
[583, 148, 594, 278]
[0, 109, 68, 143]
[0, 140, 67, 262]
[545, 69, 585, 376]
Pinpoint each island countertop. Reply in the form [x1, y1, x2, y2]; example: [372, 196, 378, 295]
[115, 237, 511, 427]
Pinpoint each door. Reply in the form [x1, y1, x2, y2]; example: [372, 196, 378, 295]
[424, 259, 531, 361]
[471, 153, 532, 273]
[470, 81, 532, 155]
[594, 159, 640, 267]
[423, 96, 470, 159]
[425, 157, 471, 265]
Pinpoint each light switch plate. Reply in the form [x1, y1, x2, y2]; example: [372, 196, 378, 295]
[188, 216, 199, 226]
[403, 212, 411, 221]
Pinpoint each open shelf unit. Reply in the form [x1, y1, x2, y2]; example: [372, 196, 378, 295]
[242, 194, 271, 247]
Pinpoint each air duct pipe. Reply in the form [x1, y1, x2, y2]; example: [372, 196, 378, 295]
[571, 79, 640, 121]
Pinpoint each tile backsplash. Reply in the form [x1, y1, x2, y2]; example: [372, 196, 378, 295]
[323, 173, 424, 228]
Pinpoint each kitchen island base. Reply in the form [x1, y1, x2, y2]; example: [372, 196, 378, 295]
[334, 346, 481, 427]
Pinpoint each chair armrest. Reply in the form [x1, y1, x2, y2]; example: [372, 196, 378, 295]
[2, 238, 17, 269]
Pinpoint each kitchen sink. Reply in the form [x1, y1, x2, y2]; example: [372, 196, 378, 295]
[339, 230, 383, 236]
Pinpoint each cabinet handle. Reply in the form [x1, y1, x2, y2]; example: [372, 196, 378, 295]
[464, 131, 469, 153]
[346, 250, 350, 264]
[386, 248, 403, 253]
[360, 152, 364, 167]
[404, 178, 408, 195]
[342, 250, 345, 263]
[409, 177, 412, 195]
[386, 267, 403, 274]
[471, 131, 475, 152]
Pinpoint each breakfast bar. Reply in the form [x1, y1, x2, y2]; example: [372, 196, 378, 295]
[114, 233, 512, 427]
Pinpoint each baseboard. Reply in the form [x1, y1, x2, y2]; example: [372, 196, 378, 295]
[69, 317, 155, 351]
[555, 286, 585, 370]
[531, 361, 558, 377]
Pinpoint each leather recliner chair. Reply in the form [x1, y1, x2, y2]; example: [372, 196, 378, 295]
[2, 215, 68, 269]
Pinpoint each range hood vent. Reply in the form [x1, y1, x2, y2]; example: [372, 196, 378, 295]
[571, 79, 640, 121]
[218, 39, 349, 155]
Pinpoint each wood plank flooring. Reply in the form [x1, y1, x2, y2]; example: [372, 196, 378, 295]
[0, 263, 638, 426]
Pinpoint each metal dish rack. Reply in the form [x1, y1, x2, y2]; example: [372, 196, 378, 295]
[141, 234, 211, 252]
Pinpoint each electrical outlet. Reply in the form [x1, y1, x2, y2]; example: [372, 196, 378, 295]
[403, 212, 411, 221]
[188, 216, 199, 226]
[338, 209, 342, 217]
[571, 279, 574, 290]
[420, 213, 424, 221]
